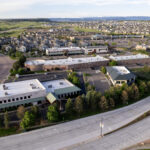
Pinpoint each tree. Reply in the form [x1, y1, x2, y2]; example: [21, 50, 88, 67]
[13, 61, 20, 71]
[99, 96, 108, 111]
[47, 104, 60, 122]
[20, 111, 35, 130]
[4, 111, 9, 129]
[31, 105, 39, 119]
[132, 84, 140, 101]
[109, 98, 115, 109]
[74, 96, 85, 116]
[18, 55, 26, 67]
[138, 81, 147, 97]
[101, 66, 106, 74]
[121, 90, 128, 105]
[65, 98, 74, 116]
[17, 105, 25, 120]
[109, 60, 117, 66]
[72, 76, 80, 87]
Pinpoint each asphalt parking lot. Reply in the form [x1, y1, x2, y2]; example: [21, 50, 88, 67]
[0, 55, 15, 83]
[78, 69, 111, 93]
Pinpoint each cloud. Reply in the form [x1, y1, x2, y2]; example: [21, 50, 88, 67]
[0, 0, 150, 17]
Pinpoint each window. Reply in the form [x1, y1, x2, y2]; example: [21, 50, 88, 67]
[12, 98, 15, 102]
[0, 101, 2, 104]
[16, 98, 19, 101]
[8, 99, 11, 102]
[24, 96, 27, 99]
[4, 100, 6, 103]
[20, 97, 23, 100]
[28, 96, 31, 99]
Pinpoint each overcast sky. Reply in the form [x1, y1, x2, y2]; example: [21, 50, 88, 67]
[0, 0, 150, 18]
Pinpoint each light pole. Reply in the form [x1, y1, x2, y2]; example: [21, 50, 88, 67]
[99, 118, 104, 137]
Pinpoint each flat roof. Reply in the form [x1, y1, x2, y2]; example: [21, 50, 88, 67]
[25, 55, 109, 66]
[109, 54, 149, 61]
[42, 79, 75, 94]
[46, 47, 82, 52]
[0, 79, 45, 98]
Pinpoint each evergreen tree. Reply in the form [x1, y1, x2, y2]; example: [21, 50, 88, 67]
[17, 105, 25, 120]
[65, 98, 74, 116]
[121, 90, 128, 105]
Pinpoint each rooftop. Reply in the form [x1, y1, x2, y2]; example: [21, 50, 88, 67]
[106, 66, 135, 80]
[25, 55, 109, 66]
[109, 54, 149, 61]
[46, 47, 83, 52]
[42, 79, 81, 96]
[0, 79, 45, 98]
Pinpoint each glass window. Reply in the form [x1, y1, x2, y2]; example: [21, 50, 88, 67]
[8, 99, 11, 102]
[28, 96, 31, 99]
[4, 100, 6, 103]
[20, 97, 23, 100]
[24, 96, 27, 99]
[16, 98, 19, 101]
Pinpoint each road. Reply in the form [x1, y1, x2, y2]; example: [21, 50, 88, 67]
[0, 55, 14, 83]
[67, 116, 150, 150]
[0, 96, 150, 150]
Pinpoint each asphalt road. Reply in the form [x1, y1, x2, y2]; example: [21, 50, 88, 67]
[0, 96, 150, 150]
[0, 55, 14, 83]
[67, 116, 150, 150]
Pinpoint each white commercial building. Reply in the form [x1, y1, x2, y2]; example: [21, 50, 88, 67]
[46, 47, 84, 56]
[0, 79, 82, 109]
[84, 46, 109, 54]
[0, 79, 46, 109]
[25, 55, 109, 71]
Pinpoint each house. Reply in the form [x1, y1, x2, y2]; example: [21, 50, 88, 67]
[106, 66, 136, 86]
[18, 45, 27, 52]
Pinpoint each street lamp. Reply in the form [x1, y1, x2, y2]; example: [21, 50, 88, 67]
[99, 118, 104, 137]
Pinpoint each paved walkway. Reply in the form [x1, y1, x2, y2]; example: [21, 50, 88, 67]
[0, 97, 150, 150]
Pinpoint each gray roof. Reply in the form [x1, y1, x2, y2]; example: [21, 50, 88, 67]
[106, 67, 136, 80]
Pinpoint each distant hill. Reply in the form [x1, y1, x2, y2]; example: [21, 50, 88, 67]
[50, 16, 150, 22]
[0, 18, 52, 22]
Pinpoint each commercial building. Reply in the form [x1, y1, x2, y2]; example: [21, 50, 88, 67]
[42, 79, 81, 103]
[0, 79, 81, 109]
[84, 46, 109, 54]
[25, 55, 109, 71]
[109, 54, 150, 65]
[46, 47, 84, 56]
[0, 79, 46, 109]
[106, 66, 136, 86]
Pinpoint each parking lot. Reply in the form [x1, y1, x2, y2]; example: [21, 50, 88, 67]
[78, 68, 111, 93]
[0, 55, 15, 83]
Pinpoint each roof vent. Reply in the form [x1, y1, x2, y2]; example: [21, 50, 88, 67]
[5, 92, 8, 95]
[60, 82, 64, 85]
[3, 84, 8, 90]
[48, 85, 52, 88]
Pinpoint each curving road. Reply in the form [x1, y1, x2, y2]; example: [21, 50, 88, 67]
[0, 96, 150, 150]
[0, 55, 14, 83]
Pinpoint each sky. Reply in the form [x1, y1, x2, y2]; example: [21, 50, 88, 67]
[0, 0, 150, 18]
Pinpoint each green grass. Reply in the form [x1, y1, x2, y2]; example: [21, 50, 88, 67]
[131, 66, 150, 80]
[0, 127, 19, 137]
[0, 21, 43, 31]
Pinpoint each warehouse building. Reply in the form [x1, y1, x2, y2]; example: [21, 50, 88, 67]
[25, 55, 109, 71]
[109, 54, 150, 65]
[106, 66, 136, 86]
[0, 79, 81, 109]
[46, 47, 84, 56]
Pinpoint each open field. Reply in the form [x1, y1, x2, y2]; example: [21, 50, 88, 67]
[0, 21, 44, 37]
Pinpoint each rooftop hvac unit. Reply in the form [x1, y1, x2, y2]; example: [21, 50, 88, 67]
[3, 84, 8, 90]
[5, 92, 8, 96]
[60, 82, 64, 85]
